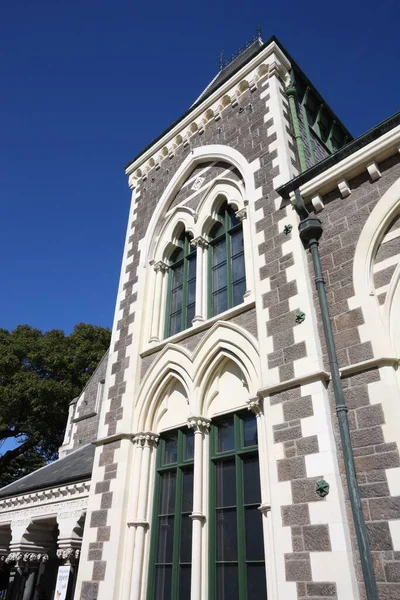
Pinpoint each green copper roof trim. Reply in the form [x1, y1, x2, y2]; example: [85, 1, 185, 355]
[125, 35, 352, 170]
[277, 110, 400, 199]
[286, 85, 307, 172]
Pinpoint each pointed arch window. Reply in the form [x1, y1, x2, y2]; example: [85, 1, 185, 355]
[208, 203, 246, 317]
[165, 231, 197, 338]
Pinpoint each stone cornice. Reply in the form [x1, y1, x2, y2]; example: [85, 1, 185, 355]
[93, 432, 134, 447]
[125, 41, 291, 181]
[0, 484, 90, 514]
[257, 370, 330, 397]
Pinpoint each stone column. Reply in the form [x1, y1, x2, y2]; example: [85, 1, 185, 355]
[129, 432, 159, 600]
[121, 435, 144, 600]
[149, 262, 169, 343]
[55, 511, 83, 600]
[246, 396, 276, 600]
[187, 416, 211, 600]
[235, 206, 254, 301]
[191, 237, 209, 324]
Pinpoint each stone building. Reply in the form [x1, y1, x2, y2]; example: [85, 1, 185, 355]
[1, 33, 400, 600]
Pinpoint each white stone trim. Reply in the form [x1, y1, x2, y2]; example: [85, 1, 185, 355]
[296, 124, 400, 202]
[125, 42, 291, 181]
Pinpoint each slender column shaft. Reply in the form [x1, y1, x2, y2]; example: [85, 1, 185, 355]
[235, 208, 253, 300]
[188, 417, 210, 600]
[129, 433, 159, 600]
[121, 439, 143, 600]
[150, 263, 167, 342]
[192, 237, 208, 323]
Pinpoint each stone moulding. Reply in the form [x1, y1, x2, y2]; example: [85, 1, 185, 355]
[0, 483, 90, 513]
[125, 41, 291, 186]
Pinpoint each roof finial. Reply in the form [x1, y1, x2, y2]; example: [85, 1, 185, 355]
[219, 50, 224, 71]
[256, 25, 262, 39]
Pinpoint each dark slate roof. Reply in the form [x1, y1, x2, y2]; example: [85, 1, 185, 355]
[194, 39, 264, 103]
[0, 444, 95, 498]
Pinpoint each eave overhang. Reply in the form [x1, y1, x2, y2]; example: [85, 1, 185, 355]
[277, 111, 400, 203]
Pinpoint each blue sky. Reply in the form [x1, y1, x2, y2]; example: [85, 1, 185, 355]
[1, 0, 398, 335]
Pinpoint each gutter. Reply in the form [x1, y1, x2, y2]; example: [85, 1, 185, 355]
[277, 110, 400, 199]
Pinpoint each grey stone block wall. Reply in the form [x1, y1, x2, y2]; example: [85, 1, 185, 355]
[306, 152, 400, 598]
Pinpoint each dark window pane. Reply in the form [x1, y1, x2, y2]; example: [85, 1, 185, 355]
[157, 516, 175, 563]
[213, 238, 226, 266]
[164, 436, 178, 465]
[155, 565, 172, 600]
[231, 253, 245, 282]
[188, 255, 196, 279]
[216, 460, 236, 507]
[169, 311, 182, 336]
[216, 563, 239, 600]
[247, 563, 267, 600]
[185, 431, 194, 460]
[179, 565, 192, 599]
[217, 419, 235, 452]
[243, 456, 261, 505]
[182, 469, 194, 512]
[213, 263, 227, 291]
[187, 279, 196, 304]
[171, 263, 183, 287]
[229, 210, 241, 229]
[186, 303, 195, 328]
[210, 221, 224, 239]
[170, 286, 183, 313]
[245, 506, 264, 561]
[231, 230, 243, 256]
[160, 471, 176, 514]
[213, 289, 228, 316]
[243, 413, 258, 447]
[232, 280, 246, 306]
[180, 514, 192, 562]
[216, 508, 237, 561]
[171, 246, 184, 262]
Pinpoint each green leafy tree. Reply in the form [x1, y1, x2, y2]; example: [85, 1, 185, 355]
[0, 447, 45, 488]
[0, 323, 110, 481]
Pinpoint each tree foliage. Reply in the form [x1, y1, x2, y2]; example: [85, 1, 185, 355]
[0, 323, 110, 481]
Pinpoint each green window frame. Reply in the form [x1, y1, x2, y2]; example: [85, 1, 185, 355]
[165, 231, 197, 338]
[208, 203, 246, 318]
[209, 412, 266, 600]
[147, 428, 195, 600]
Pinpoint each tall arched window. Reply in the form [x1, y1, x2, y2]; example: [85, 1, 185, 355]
[165, 231, 196, 337]
[208, 203, 246, 317]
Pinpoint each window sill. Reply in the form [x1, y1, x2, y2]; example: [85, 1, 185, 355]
[141, 299, 256, 358]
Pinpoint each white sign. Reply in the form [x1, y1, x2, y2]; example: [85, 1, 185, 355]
[53, 566, 71, 600]
[191, 176, 205, 191]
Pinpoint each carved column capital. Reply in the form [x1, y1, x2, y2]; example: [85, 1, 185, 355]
[235, 207, 247, 221]
[56, 548, 80, 565]
[190, 236, 209, 249]
[153, 261, 169, 274]
[247, 396, 263, 416]
[187, 416, 211, 433]
[134, 432, 160, 448]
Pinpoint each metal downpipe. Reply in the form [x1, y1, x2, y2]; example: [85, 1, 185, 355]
[294, 192, 378, 600]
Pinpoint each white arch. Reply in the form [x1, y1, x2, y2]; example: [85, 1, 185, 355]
[140, 145, 258, 268]
[352, 175, 400, 356]
[150, 205, 196, 263]
[193, 321, 260, 412]
[134, 321, 260, 430]
[194, 178, 246, 239]
[134, 344, 195, 431]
